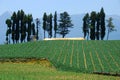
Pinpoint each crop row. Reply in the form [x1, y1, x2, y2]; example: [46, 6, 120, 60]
[0, 40, 120, 73]
[48, 40, 120, 73]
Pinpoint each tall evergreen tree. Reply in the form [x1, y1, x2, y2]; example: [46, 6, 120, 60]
[15, 10, 21, 43]
[57, 12, 73, 38]
[31, 23, 35, 35]
[46, 15, 50, 38]
[35, 18, 40, 40]
[27, 14, 33, 41]
[20, 10, 25, 43]
[83, 13, 89, 40]
[43, 13, 47, 39]
[6, 19, 12, 44]
[83, 14, 87, 39]
[96, 12, 100, 40]
[22, 15, 27, 42]
[11, 12, 16, 44]
[90, 11, 96, 40]
[54, 11, 57, 38]
[6, 10, 35, 43]
[100, 8, 106, 40]
[49, 13, 53, 38]
[45, 14, 53, 38]
[6, 29, 9, 44]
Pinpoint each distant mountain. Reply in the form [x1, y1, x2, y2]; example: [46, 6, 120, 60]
[0, 12, 120, 44]
[67, 14, 85, 38]
[0, 11, 12, 44]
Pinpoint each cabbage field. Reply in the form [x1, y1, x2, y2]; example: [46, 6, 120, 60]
[0, 40, 120, 74]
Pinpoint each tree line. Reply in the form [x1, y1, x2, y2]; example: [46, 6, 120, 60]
[6, 10, 73, 44]
[82, 8, 106, 40]
[6, 10, 36, 44]
[5, 8, 115, 44]
[42, 11, 73, 38]
[83, 8, 116, 40]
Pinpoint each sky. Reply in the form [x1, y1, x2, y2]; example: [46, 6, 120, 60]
[0, 0, 120, 18]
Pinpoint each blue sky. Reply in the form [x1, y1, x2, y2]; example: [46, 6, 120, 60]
[0, 0, 120, 18]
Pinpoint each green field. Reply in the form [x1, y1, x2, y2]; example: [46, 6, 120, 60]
[0, 40, 120, 74]
[0, 62, 119, 80]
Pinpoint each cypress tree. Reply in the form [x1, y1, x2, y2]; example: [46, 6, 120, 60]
[100, 8, 105, 40]
[6, 10, 35, 43]
[46, 15, 50, 38]
[35, 18, 40, 40]
[49, 13, 53, 38]
[20, 10, 25, 43]
[43, 13, 47, 39]
[15, 10, 21, 43]
[6, 19, 12, 44]
[22, 15, 27, 42]
[83, 13, 89, 40]
[54, 11, 57, 38]
[11, 12, 16, 44]
[27, 14, 33, 41]
[90, 11, 96, 40]
[32, 23, 35, 36]
[96, 12, 100, 40]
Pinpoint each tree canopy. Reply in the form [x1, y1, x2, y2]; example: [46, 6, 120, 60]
[82, 8, 106, 40]
[57, 11, 73, 38]
[6, 10, 36, 44]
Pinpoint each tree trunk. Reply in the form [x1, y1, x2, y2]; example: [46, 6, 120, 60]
[44, 30, 45, 39]
[107, 28, 110, 40]
[9, 34, 10, 44]
[87, 32, 89, 40]
[54, 31, 56, 38]
[13, 40, 15, 44]
[62, 34, 65, 38]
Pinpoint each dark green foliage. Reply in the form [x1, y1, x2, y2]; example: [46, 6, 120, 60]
[100, 8, 106, 40]
[11, 12, 16, 44]
[54, 11, 57, 38]
[5, 29, 9, 44]
[32, 23, 35, 35]
[83, 8, 106, 40]
[83, 13, 89, 40]
[22, 15, 27, 42]
[42, 13, 53, 38]
[15, 10, 21, 43]
[46, 14, 53, 38]
[83, 15, 87, 38]
[6, 19, 12, 44]
[96, 13, 100, 40]
[35, 18, 40, 40]
[49, 13, 53, 38]
[6, 10, 36, 44]
[27, 14, 33, 41]
[43, 13, 47, 39]
[20, 10, 25, 43]
[90, 11, 96, 40]
[57, 12, 73, 38]
[6, 19, 12, 29]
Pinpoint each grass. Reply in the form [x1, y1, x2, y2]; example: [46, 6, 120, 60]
[0, 40, 120, 74]
[0, 62, 119, 80]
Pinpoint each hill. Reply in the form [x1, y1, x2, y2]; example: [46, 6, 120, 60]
[0, 40, 120, 75]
